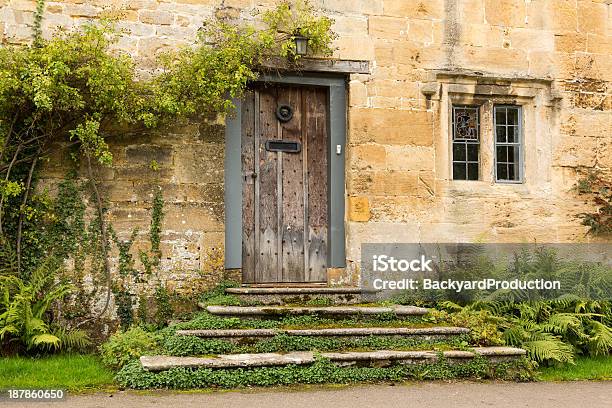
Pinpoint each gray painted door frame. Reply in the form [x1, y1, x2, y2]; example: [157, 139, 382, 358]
[224, 73, 347, 277]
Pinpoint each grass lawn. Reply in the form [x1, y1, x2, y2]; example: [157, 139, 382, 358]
[0, 354, 116, 392]
[537, 355, 612, 381]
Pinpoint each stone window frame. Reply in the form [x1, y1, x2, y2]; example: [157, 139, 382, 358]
[423, 72, 560, 191]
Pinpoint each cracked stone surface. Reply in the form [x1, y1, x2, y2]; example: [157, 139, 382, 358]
[225, 287, 366, 294]
[175, 326, 470, 338]
[205, 305, 430, 316]
[140, 347, 527, 372]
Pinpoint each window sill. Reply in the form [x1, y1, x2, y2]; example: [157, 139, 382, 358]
[445, 179, 531, 196]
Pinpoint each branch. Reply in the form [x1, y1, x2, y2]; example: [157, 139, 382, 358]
[75, 152, 112, 328]
[0, 115, 19, 164]
[16, 145, 41, 272]
[0, 144, 23, 235]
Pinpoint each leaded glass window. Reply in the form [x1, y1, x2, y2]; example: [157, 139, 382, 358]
[494, 105, 522, 182]
[452, 106, 480, 180]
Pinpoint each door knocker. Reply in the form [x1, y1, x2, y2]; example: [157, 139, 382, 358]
[276, 104, 294, 123]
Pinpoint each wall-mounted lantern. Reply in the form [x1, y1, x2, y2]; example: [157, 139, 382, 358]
[293, 30, 309, 56]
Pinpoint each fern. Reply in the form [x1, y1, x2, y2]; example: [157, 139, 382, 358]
[0, 256, 88, 352]
[523, 334, 575, 364]
[586, 321, 612, 356]
[52, 327, 91, 351]
[31, 333, 61, 349]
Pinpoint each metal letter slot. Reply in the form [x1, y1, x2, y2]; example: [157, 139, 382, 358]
[265, 140, 301, 153]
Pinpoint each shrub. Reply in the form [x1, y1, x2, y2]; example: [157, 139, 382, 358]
[426, 305, 505, 347]
[99, 327, 162, 370]
[440, 296, 612, 365]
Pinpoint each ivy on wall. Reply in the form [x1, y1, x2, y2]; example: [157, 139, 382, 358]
[0, 1, 337, 329]
[575, 168, 612, 235]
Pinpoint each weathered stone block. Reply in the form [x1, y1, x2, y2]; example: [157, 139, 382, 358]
[385, 145, 434, 172]
[10, 0, 36, 12]
[348, 196, 371, 222]
[554, 33, 587, 53]
[348, 170, 419, 196]
[368, 16, 408, 38]
[349, 79, 368, 107]
[462, 47, 529, 73]
[64, 4, 100, 18]
[382, 0, 444, 20]
[163, 203, 224, 232]
[323, 0, 383, 15]
[175, 0, 217, 5]
[547, 3, 577, 32]
[509, 28, 554, 52]
[577, 0, 607, 35]
[139, 9, 174, 25]
[332, 15, 368, 35]
[553, 136, 598, 167]
[349, 108, 433, 146]
[125, 144, 173, 167]
[350, 143, 386, 170]
[484, 0, 526, 27]
[408, 19, 433, 44]
[172, 143, 224, 184]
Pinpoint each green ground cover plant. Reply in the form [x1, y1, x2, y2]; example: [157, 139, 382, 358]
[162, 333, 471, 356]
[116, 355, 534, 389]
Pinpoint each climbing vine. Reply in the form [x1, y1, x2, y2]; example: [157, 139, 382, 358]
[32, 0, 45, 47]
[575, 168, 612, 235]
[0, 0, 337, 331]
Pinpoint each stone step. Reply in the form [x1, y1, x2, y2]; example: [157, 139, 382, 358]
[175, 326, 469, 342]
[225, 286, 371, 305]
[140, 347, 526, 372]
[203, 304, 429, 318]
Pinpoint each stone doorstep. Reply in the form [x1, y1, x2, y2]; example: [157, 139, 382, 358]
[225, 287, 369, 295]
[175, 326, 470, 338]
[140, 347, 526, 372]
[204, 305, 430, 316]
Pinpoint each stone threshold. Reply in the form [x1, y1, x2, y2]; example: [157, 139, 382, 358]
[175, 326, 469, 338]
[226, 287, 368, 295]
[204, 305, 430, 317]
[140, 347, 526, 372]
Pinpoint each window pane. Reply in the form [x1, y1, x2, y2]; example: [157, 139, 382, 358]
[495, 108, 506, 126]
[507, 108, 519, 125]
[510, 160, 520, 181]
[497, 163, 508, 180]
[507, 145, 516, 162]
[453, 107, 479, 140]
[507, 126, 517, 143]
[508, 163, 515, 180]
[453, 143, 466, 161]
[496, 146, 507, 162]
[453, 163, 467, 180]
[467, 163, 479, 180]
[496, 126, 506, 142]
[467, 144, 479, 162]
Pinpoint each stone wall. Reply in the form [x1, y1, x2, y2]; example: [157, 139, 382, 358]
[1, 0, 611, 287]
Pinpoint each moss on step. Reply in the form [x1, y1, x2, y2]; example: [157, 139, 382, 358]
[162, 333, 472, 356]
[163, 312, 437, 334]
[116, 355, 535, 389]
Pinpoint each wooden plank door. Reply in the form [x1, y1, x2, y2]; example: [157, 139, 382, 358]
[242, 85, 328, 283]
